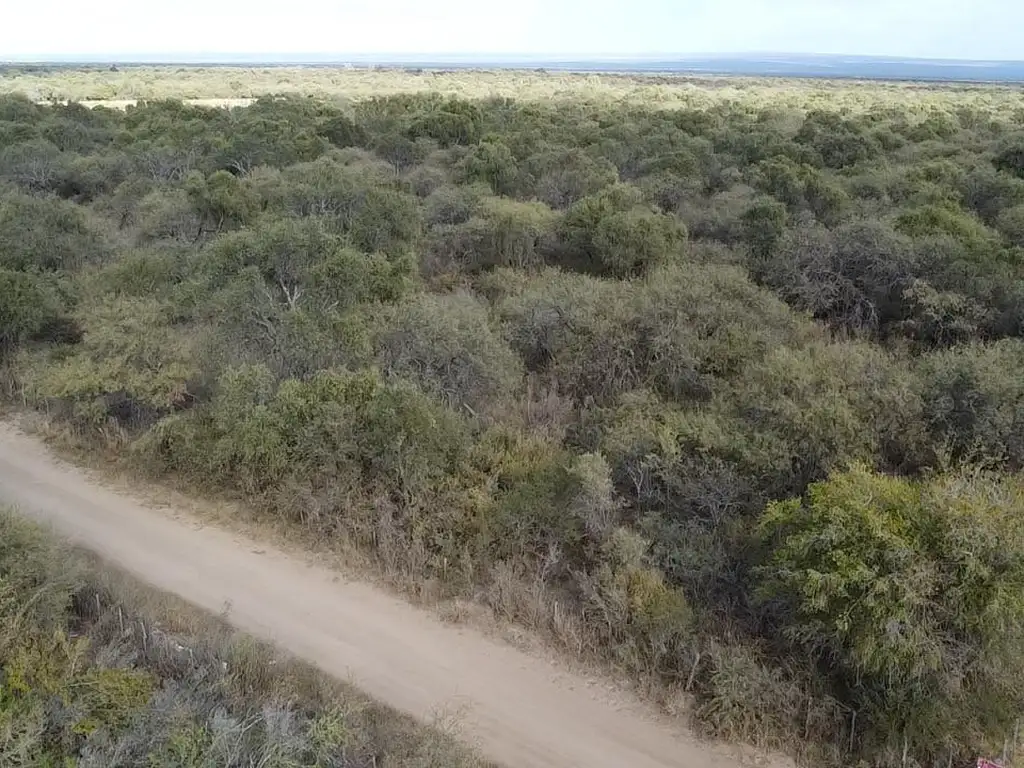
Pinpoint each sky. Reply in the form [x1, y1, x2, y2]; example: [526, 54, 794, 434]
[2, 0, 1022, 61]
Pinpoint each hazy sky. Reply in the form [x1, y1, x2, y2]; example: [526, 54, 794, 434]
[3, 0, 1021, 60]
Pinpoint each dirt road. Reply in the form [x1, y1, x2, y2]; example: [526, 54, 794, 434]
[0, 423, 764, 768]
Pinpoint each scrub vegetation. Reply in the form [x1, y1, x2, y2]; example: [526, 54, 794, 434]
[2, 68, 1024, 766]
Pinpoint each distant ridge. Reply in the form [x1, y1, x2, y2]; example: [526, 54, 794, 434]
[4, 53, 1024, 83]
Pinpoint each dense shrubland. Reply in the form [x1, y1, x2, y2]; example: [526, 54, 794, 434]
[0, 511, 488, 767]
[2, 75, 1024, 765]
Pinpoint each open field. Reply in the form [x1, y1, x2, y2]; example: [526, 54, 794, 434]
[3, 64, 1024, 115]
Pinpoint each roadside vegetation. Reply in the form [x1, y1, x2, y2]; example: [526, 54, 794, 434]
[0, 510, 488, 767]
[2, 69, 1024, 766]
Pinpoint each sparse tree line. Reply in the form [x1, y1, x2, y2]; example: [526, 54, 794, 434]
[2, 85, 1024, 766]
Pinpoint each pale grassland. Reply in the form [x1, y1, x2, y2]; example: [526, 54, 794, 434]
[2, 64, 1023, 116]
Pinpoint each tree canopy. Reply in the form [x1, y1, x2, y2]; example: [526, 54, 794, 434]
[3, 75, 1024, 766]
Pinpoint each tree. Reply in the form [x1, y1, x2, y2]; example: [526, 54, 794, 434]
[184, 169, 257, 236]
[407, 106, 480, 147]
[0, 139, 69, 193]
[348, 186, 421, 254]
[447, 196, 558, 272]
[996, 203, 1024, 247]
[216, 107, 329, 173]
[895, 202, 1001, 260]
[0, 269, 61, 355]
[373, 131, 423, 173]
[0, 192, 107, 272]
[462, 138, 519, 196]
[759, 220, 915, 335]
[133, 187, 201, 244]
[203, 268, 361, 382]
[740, 197, 787, 262]
[993, 140, 1024, 179]
[424, 182, 489, 227]
[23, 297, 198, 430]
[376, 291, 523, 413]
[319, 112, 367, 148]
[915, 339, 1024, 468]
[525, 147, 618, 209]
[758, 465, 1024, 762]
[558, 184, 686, 277]
[795, 110, 880, 169]
[499, 263, 813, 405]
[205, 216, 335, 308]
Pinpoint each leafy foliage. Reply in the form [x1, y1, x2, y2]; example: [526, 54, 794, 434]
[758, 466, 1024, 762]
[5, 78, 1024, 766]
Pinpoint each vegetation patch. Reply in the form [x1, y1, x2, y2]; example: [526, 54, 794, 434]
[3, 72, 1024, 765]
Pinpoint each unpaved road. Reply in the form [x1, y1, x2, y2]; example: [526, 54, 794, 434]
[0, 423, 767, 768]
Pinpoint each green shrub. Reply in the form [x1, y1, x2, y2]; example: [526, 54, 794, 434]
[146, 366, 469, 500]
[0, 191, 107, 271]
[758, 465, 1024, 762]
[22, 296, 199, 429]
[376, 291, 523, 413]
[915, 339, 1024, 468]
[557, 184, 687, 277]
[499, 264, 814, 405]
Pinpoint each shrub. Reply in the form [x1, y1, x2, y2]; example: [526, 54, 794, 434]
[0, 269, 64, 355]
[557, 184, 687, 277]
[376, 292, 523, 413]
[915, 339, 1024, 468]
[146, 366, 469, 501]
[0, 191, 107, 271]
[757, 465, 1024, 763]
[22, 297, 199, 430]
[499, 264, 814, 405]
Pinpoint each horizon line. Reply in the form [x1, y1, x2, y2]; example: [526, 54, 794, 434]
[4, 51, 1024, 65]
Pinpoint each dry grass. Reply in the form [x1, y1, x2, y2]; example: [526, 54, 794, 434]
[0, 508, 494, 768]
[2, 65, 1022, 117]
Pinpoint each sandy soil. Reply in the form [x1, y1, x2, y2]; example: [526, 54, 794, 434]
[0, 422, 782, 768]
[37, 98, 256, 109]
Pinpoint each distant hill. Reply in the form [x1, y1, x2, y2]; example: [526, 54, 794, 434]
[5, 53, 1024, 83]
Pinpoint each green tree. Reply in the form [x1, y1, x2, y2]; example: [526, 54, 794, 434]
[740, 197, 788, 262]
[0, 269, 61, 355]
[0, 192, 106, 272]
[996, 203, 1024, 247]
[758, 465, 1024, 762]
[376, 292, 523, 413]
[525, 147, 618, 209]
[558, 184, 686, 277]
[452, 196, 558, 271]
[0, 139, 69, 193]
[23, 297, 198, 429]
[184, 169, 257, 235]
[915, 339, 1024, 468]
[407, 105, 481, 147]
[462, 138, 519, 196]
